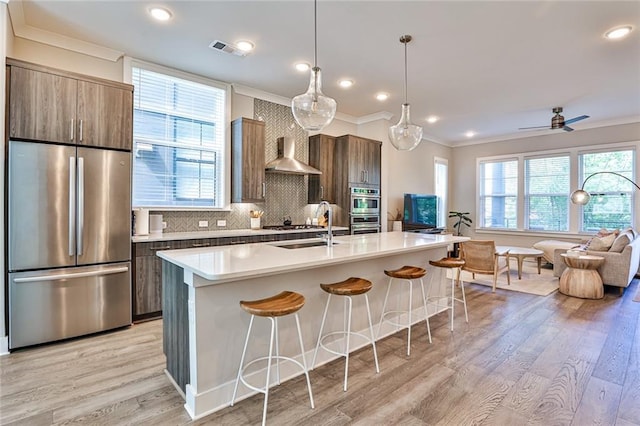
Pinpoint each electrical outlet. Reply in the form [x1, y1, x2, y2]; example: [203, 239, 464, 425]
[162, 221, 167, 229]
[217, 220, 226, 227]
[198, 220, 208, 228]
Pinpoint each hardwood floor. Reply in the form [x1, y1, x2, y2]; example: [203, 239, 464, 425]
[1, 278, 639, 425]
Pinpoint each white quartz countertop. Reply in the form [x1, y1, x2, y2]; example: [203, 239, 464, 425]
[157, 232, 468, 286]
[132, 226, 348, 243]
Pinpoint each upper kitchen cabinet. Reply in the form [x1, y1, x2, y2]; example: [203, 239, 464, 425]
[308, 134, 336, 203]
[231, 117, 266, 203]
[7, 59, 133, 150]
[336, 135, 382, 187]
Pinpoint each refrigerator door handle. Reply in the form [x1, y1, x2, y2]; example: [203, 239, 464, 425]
[70, 119, 75, 141]
[13, 266, 129, 283]
[77, 157, 84, 256]
[69, 156, 76, 257]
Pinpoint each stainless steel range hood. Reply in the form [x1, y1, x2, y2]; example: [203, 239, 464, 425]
[265, 137, 321, 175]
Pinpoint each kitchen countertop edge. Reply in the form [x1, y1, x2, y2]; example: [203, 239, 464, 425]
[132, 226, 349, 243]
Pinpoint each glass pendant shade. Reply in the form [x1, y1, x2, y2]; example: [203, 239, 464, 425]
[570, 189, 591, 205]
[388, 103, 423, 151]
[292, 67, 336, 131]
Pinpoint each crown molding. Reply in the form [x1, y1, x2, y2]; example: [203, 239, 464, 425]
[7, 0, 123, 62]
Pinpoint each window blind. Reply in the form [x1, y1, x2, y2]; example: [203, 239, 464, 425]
[131, 67, 227, 208]
[525, 155, 570, 231]
[479, 159, 518, 229]
[580, 149, 634, 232]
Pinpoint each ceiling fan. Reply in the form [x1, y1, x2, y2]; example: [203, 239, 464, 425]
[519, 107, 590, 132]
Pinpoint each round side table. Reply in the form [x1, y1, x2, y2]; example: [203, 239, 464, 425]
[559, 253, 605, 299]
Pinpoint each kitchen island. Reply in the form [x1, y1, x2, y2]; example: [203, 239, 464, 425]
[158, 232, 468, 419]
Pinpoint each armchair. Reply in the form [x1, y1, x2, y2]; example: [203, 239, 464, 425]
[460, 240, 511, 292]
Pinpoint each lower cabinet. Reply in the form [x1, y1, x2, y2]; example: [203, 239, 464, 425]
[132, 231, 347, 322]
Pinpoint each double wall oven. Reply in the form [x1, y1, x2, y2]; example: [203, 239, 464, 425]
[350, 187, 381, 234]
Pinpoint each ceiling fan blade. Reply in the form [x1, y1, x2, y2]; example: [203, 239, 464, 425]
[563, 115, 589, 125]
[518, 125, 550, 130]
[562, 125, 574, 132]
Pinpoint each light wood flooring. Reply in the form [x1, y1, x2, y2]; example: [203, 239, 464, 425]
[1, 278, 639, 425]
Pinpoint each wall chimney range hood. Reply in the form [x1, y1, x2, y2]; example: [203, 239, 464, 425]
[265, 137, 322, 175]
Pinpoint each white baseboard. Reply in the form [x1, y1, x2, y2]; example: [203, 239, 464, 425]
[0, 335, 9, 356]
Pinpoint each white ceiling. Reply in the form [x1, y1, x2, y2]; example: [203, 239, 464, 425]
[8, 0, 640, 146]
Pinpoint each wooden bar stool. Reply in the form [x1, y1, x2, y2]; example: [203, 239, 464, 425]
[230, 291, 314, 426]
[312, 277, 380, 391]
[428, 257, 468, 331]
[377, 265, 432, 356]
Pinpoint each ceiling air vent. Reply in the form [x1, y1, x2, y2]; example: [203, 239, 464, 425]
[209, 40, 248, 57]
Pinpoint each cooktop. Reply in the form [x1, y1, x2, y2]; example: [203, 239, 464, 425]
[262, 224, 324, 231]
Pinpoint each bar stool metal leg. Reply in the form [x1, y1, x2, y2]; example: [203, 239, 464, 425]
[312, 293, 332, 369]
[407, 278, 413, 356]
[343, 296, 352, 391]
[262, 317, 276, 426]
[364, 294, 380, 373]
[419, 278, 433, 344]
[294, 313, 315, 409]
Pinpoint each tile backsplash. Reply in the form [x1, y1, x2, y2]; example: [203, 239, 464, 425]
[153, 99, 320, 233]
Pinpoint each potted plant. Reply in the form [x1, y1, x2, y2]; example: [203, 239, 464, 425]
[388, 209, 403, 232]
[449, 211, 472, 236]
[448, 211, 472, 257]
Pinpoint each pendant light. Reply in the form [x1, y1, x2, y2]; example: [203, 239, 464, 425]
[291, 0, 336, 131]
[388, 35, 423, 151]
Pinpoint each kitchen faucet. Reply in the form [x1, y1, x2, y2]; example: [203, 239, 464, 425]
[315, 201, 333, 246]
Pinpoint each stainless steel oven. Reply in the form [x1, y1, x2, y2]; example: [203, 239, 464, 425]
[350, 187, 380, 215]
[350, 214, 381, 234]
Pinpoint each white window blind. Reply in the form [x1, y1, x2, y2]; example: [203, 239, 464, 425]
[479, 159, 518, 229]
[525, 155, 570, 231]
[131, 66, 227, 208]
[580, 149, 635, 232]
[434, 158, 448, 228]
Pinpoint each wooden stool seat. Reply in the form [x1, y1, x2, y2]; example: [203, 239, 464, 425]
[384, 265, 427, 280]
[239, 291, 305, 317]
[320, 277, 373, 296]
[429, 257, 465, 269]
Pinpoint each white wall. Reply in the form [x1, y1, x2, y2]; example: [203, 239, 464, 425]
[451, 122, 640, 247]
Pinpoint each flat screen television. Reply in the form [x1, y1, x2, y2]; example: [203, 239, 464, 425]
[403, 193, 439, 231]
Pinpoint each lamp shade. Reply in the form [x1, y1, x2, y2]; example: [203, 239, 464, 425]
[292, 67, 336, 131]
[388, 103, 423, 151]
[570, 189, 591, 205]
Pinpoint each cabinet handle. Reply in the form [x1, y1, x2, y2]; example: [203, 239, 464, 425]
[79, 119, 83, 142]
[365, 170, 369, 183]
[70, 119, 75, 141]
[230, 240, 247, 245]
[320, 185, 324, 199]
[361, 170, 365, 182]
[262, 182, 266, 197]
[191, 243, 210, 248]
[150, 245, 171, 251]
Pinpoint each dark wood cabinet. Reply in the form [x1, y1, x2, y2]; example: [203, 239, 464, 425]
[308, 134, 337, 203]
[337, 135, 382, 187]
[7, 59, 133, 150]
[231, 117, 266, 203]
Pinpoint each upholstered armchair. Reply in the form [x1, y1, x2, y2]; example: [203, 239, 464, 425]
[459, 240, 511, 292]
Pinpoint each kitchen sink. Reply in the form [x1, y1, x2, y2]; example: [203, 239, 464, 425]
[274, 240, 340, 249]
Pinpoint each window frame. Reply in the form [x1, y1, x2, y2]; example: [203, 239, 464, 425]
[476, 141, 639, 236]
[434, 157, 448, 228]
[524, 153, 571, 232]
[124, 57, 232, 210]
[478, 157, 519, 230]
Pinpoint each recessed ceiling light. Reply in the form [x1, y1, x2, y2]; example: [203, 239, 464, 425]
[605, 25, 633, 40]
[338, 79, 354, 88]
[465, 131, 476, 138]
[376, 92, 389, 101]
[149, 7, 172, 21]
[236, 40, 255, 52]
[295, 62, 310, 72]
[426, 116, 439, 124]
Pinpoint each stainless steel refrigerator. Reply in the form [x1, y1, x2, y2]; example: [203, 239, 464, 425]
[8, 140, 132, 349]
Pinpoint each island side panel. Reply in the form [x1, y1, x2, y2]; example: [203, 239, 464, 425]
[162, 260, 190, 393]
[184, 246, 448, 418]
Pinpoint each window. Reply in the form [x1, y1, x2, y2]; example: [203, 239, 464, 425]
[434, 158, 448, 228]
[479, 159, 518, 229]
[131, 66, 228, 208]
[580, 149, 634, 232]
[525, 155, 570, 231]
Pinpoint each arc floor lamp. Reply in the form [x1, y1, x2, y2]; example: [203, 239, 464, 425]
[570, 171, 640, 205]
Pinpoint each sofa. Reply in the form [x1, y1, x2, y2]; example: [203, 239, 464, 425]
[549, 229, 640, 292]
